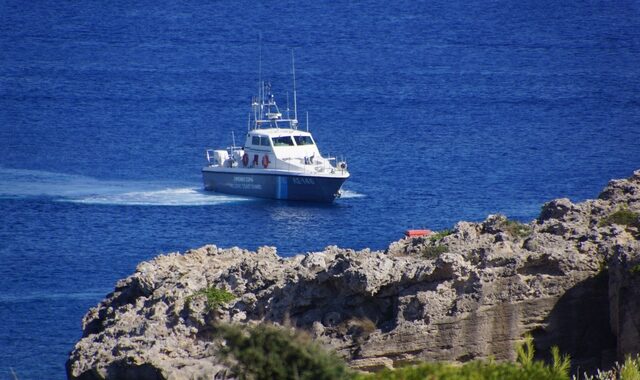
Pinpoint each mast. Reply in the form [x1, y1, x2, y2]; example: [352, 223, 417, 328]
[252, 96, 258, 130]
[250, 45, 301, 131]
[258, 34, 263, 122]
[291, 50, 298, 122]
[261, 81, 265, 121]
[286, 91, 290, 119]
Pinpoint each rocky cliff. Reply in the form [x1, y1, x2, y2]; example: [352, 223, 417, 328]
[67, 170, 640, 380]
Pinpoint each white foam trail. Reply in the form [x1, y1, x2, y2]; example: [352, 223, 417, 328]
[74, 187, 250, 206]
[0, 290, 106, 303]
[0, 167, 250, 206]
[340, 189, 366, 199]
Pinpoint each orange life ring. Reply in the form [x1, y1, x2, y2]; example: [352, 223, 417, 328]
[242, 153, 249, 167]
[262, 154, 270, 168]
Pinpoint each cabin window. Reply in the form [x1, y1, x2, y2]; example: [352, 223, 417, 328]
[272, 136, 295, 146]
[294, 136, 314, 146]
[252, 136, 260, 145]
[260, 136, 270, 146]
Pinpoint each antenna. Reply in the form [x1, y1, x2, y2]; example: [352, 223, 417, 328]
[258, 34, 263, 121]
[252, 96, 258, 129]
[286, 91, 290, 119]
[232, 131, 236, 148]
[291, 50, 298, 121]
[306, 111, 309, 132]
[258, 33, 262, 107]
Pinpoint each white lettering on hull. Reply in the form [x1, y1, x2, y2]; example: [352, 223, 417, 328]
[292, 177, 316, 185]
[228, 182, 262, 190]
[227, 175, 262, 189]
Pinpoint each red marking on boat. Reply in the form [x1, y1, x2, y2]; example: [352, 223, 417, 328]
[404, 229, 432, 237]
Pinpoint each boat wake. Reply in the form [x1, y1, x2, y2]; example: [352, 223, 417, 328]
[0, 289, 107, 304]
[340, 189, 366, 199]
[0, 167, 250, 206]
[73, 187, 251, 206]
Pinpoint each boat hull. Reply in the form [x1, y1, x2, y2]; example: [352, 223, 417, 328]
[201, 169, 348, 202]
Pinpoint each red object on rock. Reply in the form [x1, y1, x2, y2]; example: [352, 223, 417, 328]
[404, 229, 432, 237]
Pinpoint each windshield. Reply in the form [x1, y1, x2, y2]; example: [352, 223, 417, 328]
[272, 136, 295, 146]
[251, 135, 271, 146]
[294, 136, 314, 145]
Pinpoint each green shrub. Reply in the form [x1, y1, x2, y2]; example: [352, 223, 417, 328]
[517, 334, 570, 378]
[516, 334, 535, 368]
[355, 359, 569, 380]
[550, 346, 571, 378]
[583, 355, 640, 380]
[351, 317, 377, 337]
[338, 317, 377, 336]
[620, 355, 640, 380]
[501, 219, 532, 239]
[356, 334, 570, 380]
[430, 229, 454, 242]
[630, 264, 640, 276]
[599, 208, 640, 229]
[187, 286, 235, 311]
[215, 323, 352, 380]
[421, 244, 449, 259]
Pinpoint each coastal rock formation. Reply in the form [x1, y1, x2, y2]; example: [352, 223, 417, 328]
[608, 242, 640, 360]
[67, 170, 640, 379]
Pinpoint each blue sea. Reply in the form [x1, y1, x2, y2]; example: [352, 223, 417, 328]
[1, 1, 640, 378]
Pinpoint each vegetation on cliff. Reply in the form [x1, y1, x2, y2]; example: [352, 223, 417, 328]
[354, 334, 570, 380]
[600, 208, 640, 228]
[418, 228, 453, 258]
[500, 218, 533, 239]
[216, 324, 640, 380]
[600, 208, 640, 237]
[429, 229, 454, 241]
[186, 286, 235, 311]
[215, 323, 351, 380]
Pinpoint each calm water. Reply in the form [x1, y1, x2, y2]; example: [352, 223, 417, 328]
[1, 1, 640, 378]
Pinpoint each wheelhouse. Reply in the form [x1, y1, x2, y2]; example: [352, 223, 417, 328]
[244, 131, 316, 151]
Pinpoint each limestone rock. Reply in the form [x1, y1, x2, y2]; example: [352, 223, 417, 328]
[67, 170, 640, 379]
[608, 244, 640, 359]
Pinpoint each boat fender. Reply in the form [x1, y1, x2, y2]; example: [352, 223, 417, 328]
[242, 153, 249, 167]
[262, 154, 270, 168]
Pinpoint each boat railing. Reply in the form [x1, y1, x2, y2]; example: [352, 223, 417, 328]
[274, 156, 347, 175]
[214, 151, 347, 175]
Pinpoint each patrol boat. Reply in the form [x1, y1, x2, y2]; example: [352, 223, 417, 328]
[202, 80, 349, 202]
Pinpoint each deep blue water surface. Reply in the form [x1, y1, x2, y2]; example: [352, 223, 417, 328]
[2, 1, 640, 378]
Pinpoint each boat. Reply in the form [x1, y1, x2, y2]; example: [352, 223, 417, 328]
[202, 65, 350, 202]
[404, 229, 433, 238]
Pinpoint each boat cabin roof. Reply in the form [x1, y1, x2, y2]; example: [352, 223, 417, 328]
[248, 128, 312, 138]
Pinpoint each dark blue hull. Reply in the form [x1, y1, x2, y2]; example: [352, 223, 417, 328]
[202, 169, 347, 202]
